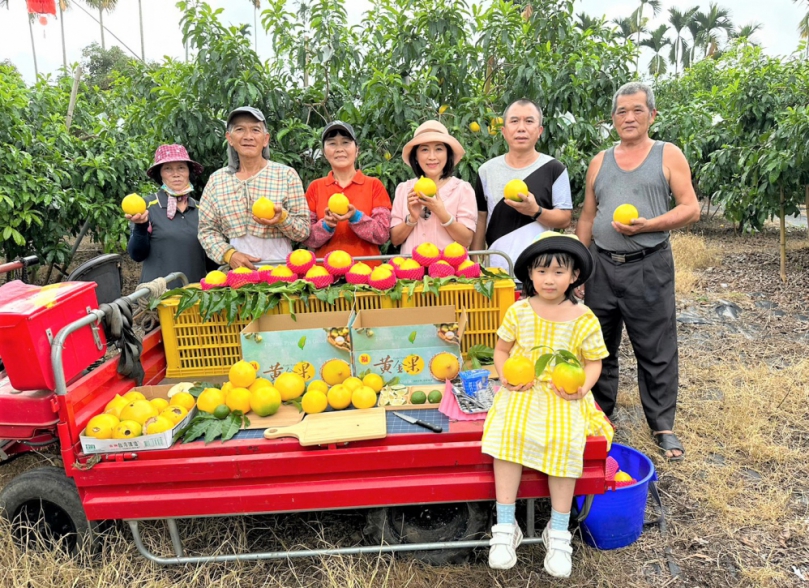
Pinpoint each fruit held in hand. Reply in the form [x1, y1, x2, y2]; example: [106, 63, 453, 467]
[414, 176, 437, 197]
[551, 362, 586, 394]
[252, 197, 276, 220]
[504, 179, 528, 202]
[503, 356, 535, 387]
[328, 193, 350, 216]
[122, 193, 146, 215]
[613, 204, 639, 226]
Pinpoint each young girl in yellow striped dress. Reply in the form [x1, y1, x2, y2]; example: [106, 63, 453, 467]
[483, 232, 613, 578]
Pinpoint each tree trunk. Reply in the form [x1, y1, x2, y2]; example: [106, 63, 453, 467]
[254, 6, 258, 53]
[138, 0, 145, 60]
[805, 185, 809, 233]
[99, 8, 105, 50]
[779, 185, 787, 283]
[59, 1, 67, 69]
[28, 15, 38, 78]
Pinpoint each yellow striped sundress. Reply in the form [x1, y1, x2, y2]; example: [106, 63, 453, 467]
[481, 299, 613, 478]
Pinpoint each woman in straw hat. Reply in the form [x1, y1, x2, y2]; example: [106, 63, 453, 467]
[126, 144, 214, 287]
[390, 120, 477, 254]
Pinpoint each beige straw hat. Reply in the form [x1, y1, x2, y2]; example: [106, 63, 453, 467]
[402, 120, 465, 166]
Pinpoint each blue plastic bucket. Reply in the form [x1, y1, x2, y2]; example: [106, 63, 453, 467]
[576, 443, 658, 550]
[459, 369, 489, 398]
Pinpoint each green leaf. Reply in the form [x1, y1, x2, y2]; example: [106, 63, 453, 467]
[298, 335, 306, 350]
[534, 353, 553, 377]
[556, 350, 580, 366]
[384, 376, 400, 386]
[204, 419, 223, 444]
[182, 417, 214, 443]
[408, 330, 417, 344]
[221, 413, 242, 442]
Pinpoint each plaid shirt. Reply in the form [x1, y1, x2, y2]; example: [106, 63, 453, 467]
[198, 161, 310, 262]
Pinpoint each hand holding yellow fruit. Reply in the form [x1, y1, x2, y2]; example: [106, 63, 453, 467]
[503, 179, 528, 202]
[613, 204, 639, 226]
[328, 193, 350, 216]
[414, 176, 437, 197]
[252, 197, 276, 220]
[121, 193, 146, 216]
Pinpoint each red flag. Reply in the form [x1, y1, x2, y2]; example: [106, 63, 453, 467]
[26, 0, 57, 16]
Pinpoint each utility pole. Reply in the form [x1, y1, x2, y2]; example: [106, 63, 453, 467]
[59, 1, 67, 69]
[28, 15, 39, 79]
[138, 0, 145, 60]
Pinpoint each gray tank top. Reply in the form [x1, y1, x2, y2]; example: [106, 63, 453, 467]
[592, 141, 671, 252]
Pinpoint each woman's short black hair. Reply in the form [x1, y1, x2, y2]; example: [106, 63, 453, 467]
[322, 129, 356, 145]
[408, 143, 455, 180]
[520, 251, 580, 304]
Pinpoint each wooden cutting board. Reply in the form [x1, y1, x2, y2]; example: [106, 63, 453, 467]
[263, 407, 387, 446]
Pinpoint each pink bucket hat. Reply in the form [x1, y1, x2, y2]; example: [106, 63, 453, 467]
[402, 120, 465, 166]
[146, 144, 203, 183]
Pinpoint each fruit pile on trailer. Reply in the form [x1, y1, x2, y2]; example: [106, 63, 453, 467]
[0, 246, 613, 564]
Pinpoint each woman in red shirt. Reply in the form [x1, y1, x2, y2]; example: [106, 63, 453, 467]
[302, 122, 391, 264]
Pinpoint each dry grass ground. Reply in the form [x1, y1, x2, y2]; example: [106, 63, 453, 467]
[0, 220, 807, 587]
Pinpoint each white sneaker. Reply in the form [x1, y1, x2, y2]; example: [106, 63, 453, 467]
[542, 523, 573, 578]
[488, 523, 523, 569]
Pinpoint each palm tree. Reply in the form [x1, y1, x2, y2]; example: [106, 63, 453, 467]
[641, 24, 671, 77]
[575, 12, 601, 33]
[0, 1, 39, 77]
[729, 22, 763, 47]
[695, 2, 733, 58]
[611, 16, 635, 44]
[635, 0, 662, 48]
[84, 0, 119, 50]
[795, 0, 809, 57]
[668, 6, 698, 76]
[686, 16, 703, 66]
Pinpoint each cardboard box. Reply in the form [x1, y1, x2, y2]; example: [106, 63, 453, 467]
[240, 311, 354, 383]
[79, 385, 196, 454]
[351, 306, 466, 385]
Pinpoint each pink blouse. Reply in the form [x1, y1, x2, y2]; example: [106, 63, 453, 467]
[390, 176, 478, 254]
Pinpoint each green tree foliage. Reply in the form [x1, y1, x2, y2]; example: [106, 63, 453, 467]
[81, 43, 138, 90]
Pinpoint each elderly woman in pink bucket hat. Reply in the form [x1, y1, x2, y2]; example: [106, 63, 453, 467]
[126, 144, 214, 287]
[390, 120, 477, 254]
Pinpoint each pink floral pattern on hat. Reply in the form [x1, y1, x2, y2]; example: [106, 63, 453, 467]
[146, 144, 203, 182]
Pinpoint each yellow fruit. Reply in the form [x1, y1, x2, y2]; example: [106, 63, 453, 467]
[104, 394, 129, 417]
[113, 420, 142, 439]
[274, 372, 306, 401]
[613, 204, 639, 226]
[614, 471, 633, 482]
[326, 250, 352, 269]
[85, 414, 119, 439]
[384, 152, 392, 161]
[167, 382, 194, 398]
[489, 116, 504, 134]
[457, 259, 475, 271]
[197, 388, 226, 414]
[149, 398, 169, 413]
[250, 386, 282, 417]
[205, 270, 227, 285]
[328, 193, 350, 216]
[414, 176, 437, 197]
[226, 387, 252, 413]
[342, 376, 363, 392]
[438, 104, 448, 114]
[252, 196, 276, 220]
[400, 258, 422, 270]
[119, 399, 159, 425]
[232, 267, 253, 274]
[248, 378, 274, 394]
[144, 415, 175, 435]
[220, 382, 234, 398]
[369, 266, 392, 282]
[504, 179, 528, 202]
[362, 373, 384, 393]
[305, 266, 330, 278]
[301, 390, 328, 414]
[351, 386, 378, 409]
[258, 265, 274, 272]
[415, 242, 440, 258]
[121, 193, 146, 215]
[289, 249, 314, 267]
[378, 263, 395, 273]
[169, 392, 196, 411]
[469, 121, 481, 133]
[271, 265, 295, 278]
[390, 256, 406, 267]
[352, 261, 374, 274]
[327, 384, 352, 410]
[123, 391, 146, 402]
[443, 242, 466, 258]
[321, 359, 351, 386]
[160, 405, 188, 425]
[229, 360, 257, 388]
[429, 352, 460, 381]
[307, 379, 329, 394]
[503, 356, 535, 387]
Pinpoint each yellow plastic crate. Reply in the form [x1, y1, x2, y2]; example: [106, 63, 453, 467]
[400, 279, 516, 354]
[280, 290, 398, 315]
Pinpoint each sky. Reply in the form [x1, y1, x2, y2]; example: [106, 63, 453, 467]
[0, 0, 806, 85]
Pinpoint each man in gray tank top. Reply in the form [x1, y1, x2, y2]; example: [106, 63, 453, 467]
[576, 82, 700, 461]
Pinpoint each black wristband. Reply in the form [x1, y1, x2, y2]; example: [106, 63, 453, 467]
[532, 208, 543, 221]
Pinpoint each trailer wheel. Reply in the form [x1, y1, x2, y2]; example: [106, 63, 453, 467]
[364, 502, 489, 565]
[0, 466, 98, 553]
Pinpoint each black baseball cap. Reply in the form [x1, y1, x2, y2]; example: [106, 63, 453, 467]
[321, 120, 357, 144]
[227, 106, 266, 126]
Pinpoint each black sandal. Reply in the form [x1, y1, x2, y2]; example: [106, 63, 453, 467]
[653, 432, 685, 462]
